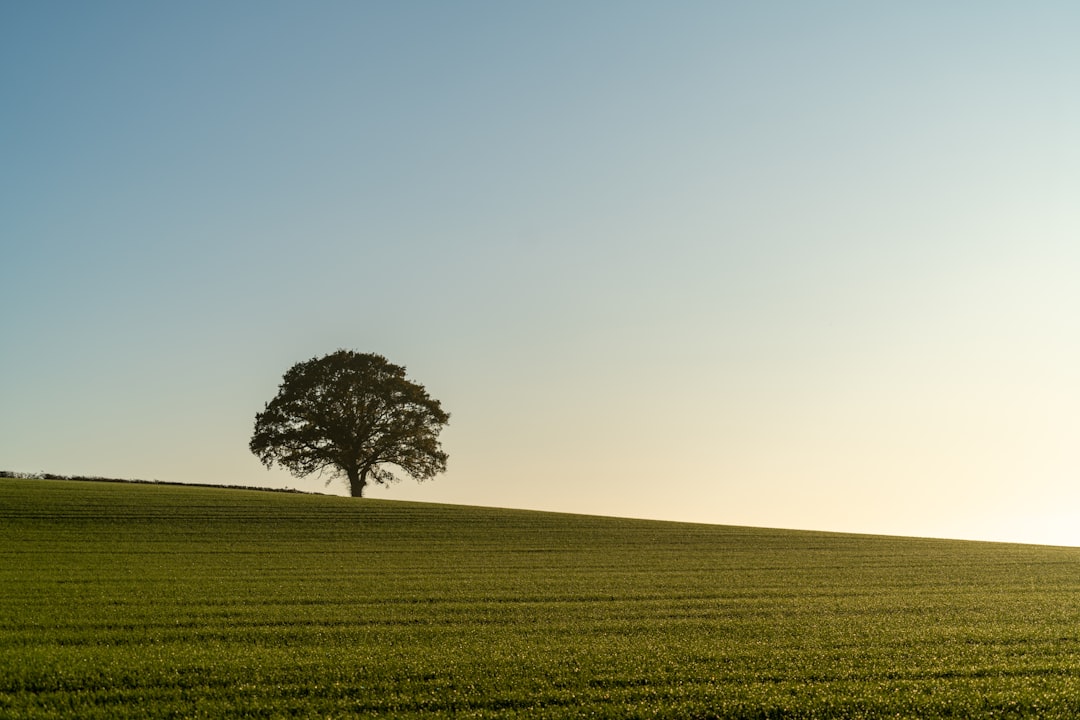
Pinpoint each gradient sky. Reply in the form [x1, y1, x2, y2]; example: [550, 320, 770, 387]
[3, 2, 1078, 546]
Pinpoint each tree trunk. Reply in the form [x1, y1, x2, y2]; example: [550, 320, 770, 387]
[346, 467, 366, 498]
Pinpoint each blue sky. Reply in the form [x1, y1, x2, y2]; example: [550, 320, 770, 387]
[3, 2, 1079, 545]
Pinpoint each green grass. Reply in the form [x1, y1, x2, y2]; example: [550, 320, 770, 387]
[3, 478, 1080, 718]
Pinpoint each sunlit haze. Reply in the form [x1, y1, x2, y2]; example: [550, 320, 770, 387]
[3, 3, 1078, 546]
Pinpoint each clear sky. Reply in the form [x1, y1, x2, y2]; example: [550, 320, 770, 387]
[3, 2, 1078, 546]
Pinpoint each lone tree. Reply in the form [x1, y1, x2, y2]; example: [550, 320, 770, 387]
[250, 350, 449, 497]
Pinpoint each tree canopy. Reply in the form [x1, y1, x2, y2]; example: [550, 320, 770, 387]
[250, 350, 449, 497]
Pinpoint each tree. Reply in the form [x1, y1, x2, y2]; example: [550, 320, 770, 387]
[250, 350, 449, 497]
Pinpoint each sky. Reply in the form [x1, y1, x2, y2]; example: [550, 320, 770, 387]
[3, 2, 1078, 546]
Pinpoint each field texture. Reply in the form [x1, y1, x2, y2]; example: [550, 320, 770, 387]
[3, 479, 1080, 718]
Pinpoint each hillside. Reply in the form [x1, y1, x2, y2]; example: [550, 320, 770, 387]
[3, 477, 1080, 718]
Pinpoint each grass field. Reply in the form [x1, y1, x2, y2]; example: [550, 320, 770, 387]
[3, 478, 1080, 718]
